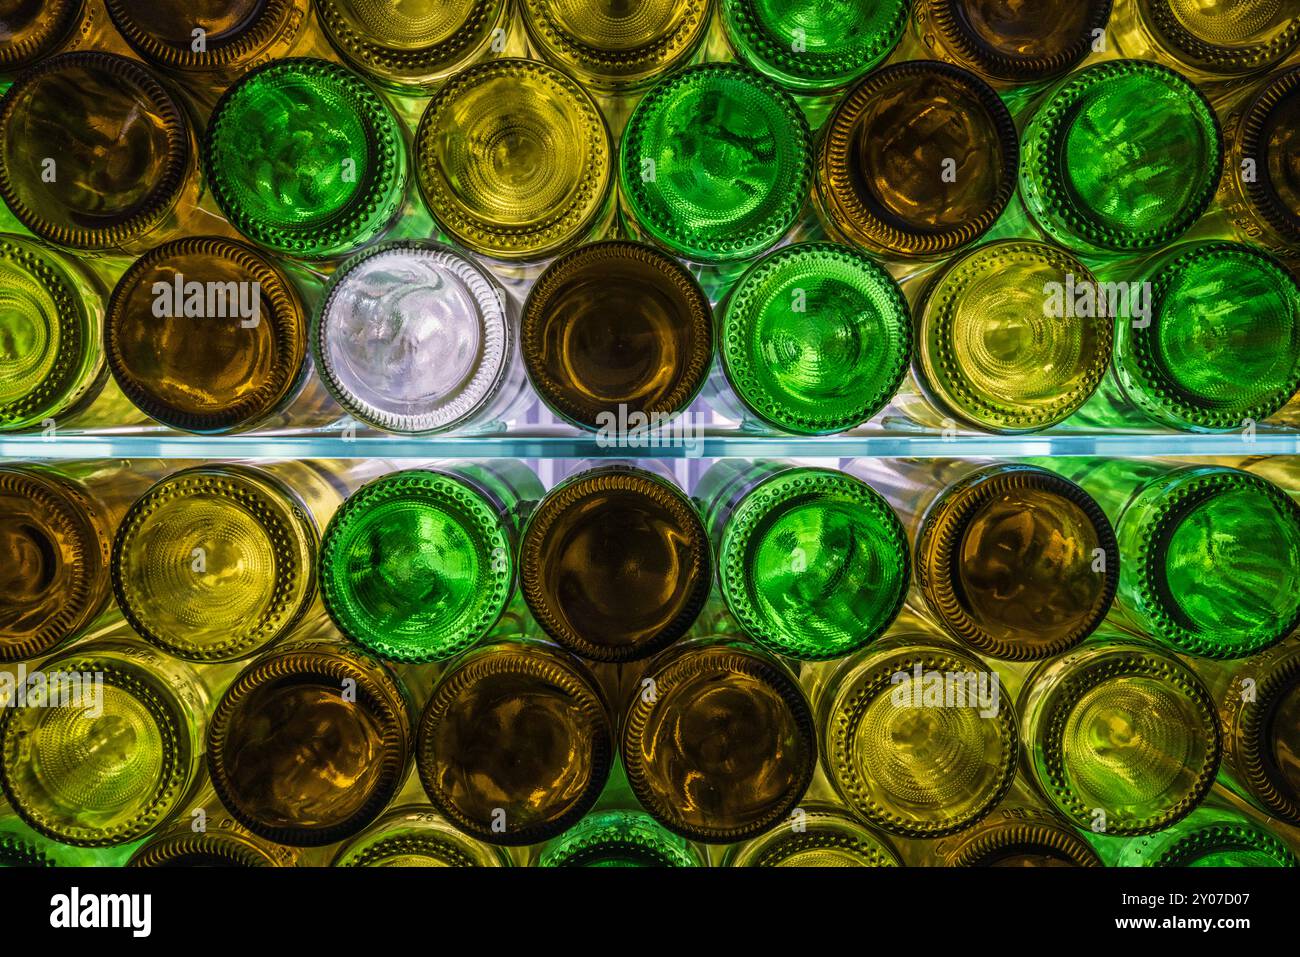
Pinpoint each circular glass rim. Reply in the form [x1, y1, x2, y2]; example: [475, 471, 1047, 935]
[204, 57, 406, 259]
[0, 0, 82, 71]
[1019, 58, 1223, 254]
[316, 0, 508, 88]
[1119, 241, 1300, 431]
[415, 56, 613, 262]
[822, 641, 1018, 837]
[415, 640, 613, 846]
[110, 463, 318, 662]
[0, 234, 100, 431]
[312, 239, 512, 434]
[104, 0, 300, 71]
[319, 467, 513, 663]
[916, 464, 1118, 660]
[1238, 68, 1300, 247]
[518, 465, 713, 662]
[207, 644, 411, 847]
[1033, 642, 1221, 835]
[0, 648, 190, 846]
[915, 240, 1112, 433]
[520, 239, 714, 430]
[620, 640, 816, 843]
[819, 59, 1018, 257]
[522, 0, 712, 91]
[720, 241, 911, 435]
[720, 0, 910, 92]
[105, 236, 306, 434]
[0, 51, 192, 250]
[717, 466, 909, 660]
[927, 0, 1112, 81]
[1139, 0, 1300, 75]
[1130, 466, 1300, 658]
[0, 465, 102, 661]
[619, 61, 812, 264]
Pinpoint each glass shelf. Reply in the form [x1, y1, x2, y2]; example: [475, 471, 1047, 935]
[1, 427, 1294, 460]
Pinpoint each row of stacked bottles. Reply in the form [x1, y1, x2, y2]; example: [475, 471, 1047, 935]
[1, 0, 1298, 869]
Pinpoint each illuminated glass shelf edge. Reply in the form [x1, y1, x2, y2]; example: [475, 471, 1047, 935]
[0, 430, 1296, 460]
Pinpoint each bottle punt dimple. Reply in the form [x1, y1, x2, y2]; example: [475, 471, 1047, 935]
[720, 0, 910, 93]
[415, 57, 613, 263]
[0, 51, 196, 252]
[104, 0, 310, 81]
[621, 636, 817, 843]
[536, 808, 706, 867]
[1222, 66, 1300, 257]
[815, 633, 1019, 837]
[1018, 636, 1221, 836]
[0, 233, 105, 432]
[320, 464, 540, 664]
[620, 62, 812, 264]
[912, 240, 1113, 433]
[698, 460, 910, 661]
[205, 57, 408, 260]
[522, 0, 712, 92]
[911, 0, 1114, 87]
[519, 464, 713, 663]
[105, 237, 312, 435]
[521, 240, 713, 431]
[713, 241, 911, 435]
[314, 241, 527, 434]
[1126, 0, 1300, 80]
[317, 0, 509, 92]
[1113, 240, 1300, 432]
[111, 464, 322, 663]
[1019, 59, 1223, 255]
[207, 637, 414, 848]
[416, 639, 613, 846]
[0, 639, 212, 847]
[815, 60, 1018, 259]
